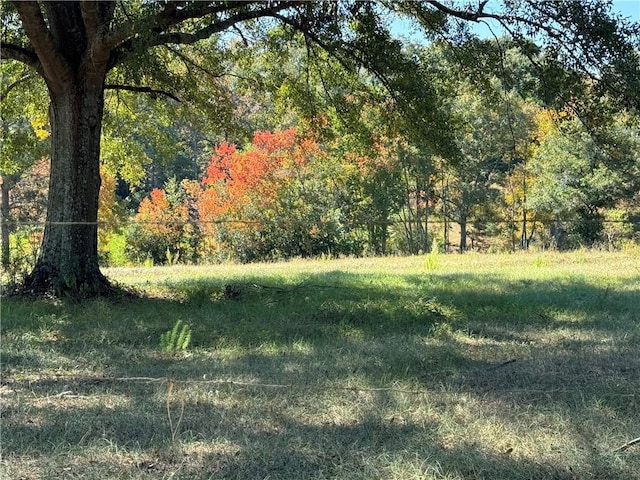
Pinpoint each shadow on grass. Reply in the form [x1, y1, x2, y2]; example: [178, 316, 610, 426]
[4, 269, 638, 344]
[2, 268, 639, 478]
[3, 372, 625, 479]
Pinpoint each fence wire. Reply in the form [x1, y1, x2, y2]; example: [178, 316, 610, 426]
[1, 218, 637, 227]
[2, 216, 638, 270]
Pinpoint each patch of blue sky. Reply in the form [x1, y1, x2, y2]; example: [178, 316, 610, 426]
[614, 0, 640, 22]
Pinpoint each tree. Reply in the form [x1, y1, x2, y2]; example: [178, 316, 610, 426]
[0, 62, 49, 269]
[1, 0, 637, 296]
[528, 109, 640, 247]
[197, 128, 357, 261]
[450, 83, 536, 252]
[412, 40, 536, 252]
[128, 180, 192, 264]
[398, 143, 435, 255]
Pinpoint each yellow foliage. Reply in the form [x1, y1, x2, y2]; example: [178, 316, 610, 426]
[531, 107, 574, 144]
[98, 168, 121, 253]
[531, 108, 558, 143]
[30, 115, 50, 140]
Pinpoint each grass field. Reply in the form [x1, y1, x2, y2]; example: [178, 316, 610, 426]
[2, 251, 639, 479]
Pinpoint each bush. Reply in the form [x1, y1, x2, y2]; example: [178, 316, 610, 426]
[99, 232, 129, 267]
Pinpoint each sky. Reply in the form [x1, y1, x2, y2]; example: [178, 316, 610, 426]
[614, 0, 640, 22]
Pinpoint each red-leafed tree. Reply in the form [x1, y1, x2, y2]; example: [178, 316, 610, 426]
[201, 127, 313, 215]
[198, 127, 358, 261]
[129, 185, 190, 264]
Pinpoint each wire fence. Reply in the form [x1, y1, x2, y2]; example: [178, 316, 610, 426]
[2, 215, 638, 267]
[1, 217, 638, 227]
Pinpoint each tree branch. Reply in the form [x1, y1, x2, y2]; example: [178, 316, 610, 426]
[164, 45, 223, 80]
[612, 436, 640, 453]
[149, 3, 298, 47]
[104, 1, 251, 51]
[80, 1, 103, 40]
[0, 43, 41, 73]
[426, 0, 569, 42]
[425, 1, 630, 111]
[79, 2, 117, 86]
[11, 1, 70, 90]
[269, 12, 355, 73]
[426, 0, 497, 22]
[107, 2, 297, 70]
[0, 74, 34, 102]
[104, 84, 181, 102]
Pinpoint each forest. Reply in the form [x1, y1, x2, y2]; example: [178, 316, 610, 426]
[1, 1, 639, 279]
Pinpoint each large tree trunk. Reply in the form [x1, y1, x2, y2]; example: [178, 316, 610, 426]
[8, 1, 116, 297]
[21, 83, 112, 296]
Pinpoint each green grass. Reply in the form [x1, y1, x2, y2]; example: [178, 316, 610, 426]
[2, 251, 639, 479]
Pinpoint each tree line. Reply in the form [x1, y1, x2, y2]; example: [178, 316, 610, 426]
[4, 38, 638, 270]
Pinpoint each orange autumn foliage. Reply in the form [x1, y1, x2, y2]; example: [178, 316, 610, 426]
[136, 188, 188, 237]
[198, 127, 321, 222]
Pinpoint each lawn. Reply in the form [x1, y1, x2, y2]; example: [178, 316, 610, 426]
[2, 251, 639, 479]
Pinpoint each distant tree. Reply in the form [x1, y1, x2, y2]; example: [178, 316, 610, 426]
[453, 89, 536, 250]
[97, 167, 128, 265]
[128, 182, 191, 264]
[397, 143, 435, 255]
[1, 159, 49, 276]
[528, 109, 640, 247]
[198, 128, 357, 261]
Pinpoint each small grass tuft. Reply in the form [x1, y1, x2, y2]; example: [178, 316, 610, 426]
[160, 319, 192, 354]
[424, 238, 441, 271]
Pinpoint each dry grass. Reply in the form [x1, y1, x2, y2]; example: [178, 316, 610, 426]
[2, 250, 639, 479]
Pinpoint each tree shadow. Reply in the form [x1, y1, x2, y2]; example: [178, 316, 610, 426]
[2, 267, 639, 478]
[3, 374, 627, 479]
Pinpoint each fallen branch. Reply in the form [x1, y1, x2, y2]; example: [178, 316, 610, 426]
[54, 390, 75, 397]
[53, 390, 89, 399]
[612, 436, 640, 453]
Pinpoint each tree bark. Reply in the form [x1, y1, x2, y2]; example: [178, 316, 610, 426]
[420, 174, 430, 253]
[21, 83, 112, 296]
[459, 218, 467, 253]
[1, 176, 12, 268]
